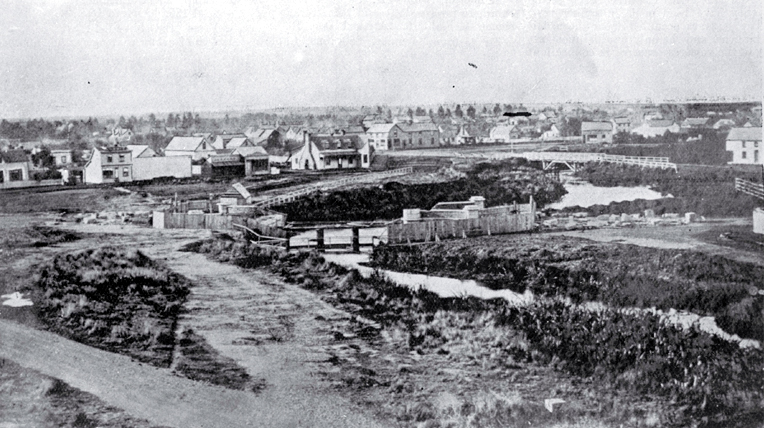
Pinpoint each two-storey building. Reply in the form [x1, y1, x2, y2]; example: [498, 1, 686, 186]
[364, 123, 407, 151]
[581, 122, 614, 144]
[83, 146, 133, 183]
[726, 127, 763, 165]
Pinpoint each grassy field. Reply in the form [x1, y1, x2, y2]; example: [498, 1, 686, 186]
[185, 237, 764, 427]
[371, 234, 764, 341]
[0, 187, 126, 213]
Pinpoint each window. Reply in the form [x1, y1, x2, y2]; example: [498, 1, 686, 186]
[0, 171, 4, 183]
[419, 138, 423, 145]
[9, 169, 22, 181]
[103, 169, 114, 179]
[431, 138, 435, 145]
[368, 139, 374, 143]
[119, 154, 125, 163]
[742, 151, 747, 159]
[742, 141, 746, 148]
[756, 142, 759, 148]
[107, 155, 113, 163]
[363, 154, 368, 164]
[61, 156, 67, 164]
[755, 150, 759, 163]
[122, 167, 129, 178]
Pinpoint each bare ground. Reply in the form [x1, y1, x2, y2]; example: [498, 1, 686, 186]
[1, 220, 391, 428]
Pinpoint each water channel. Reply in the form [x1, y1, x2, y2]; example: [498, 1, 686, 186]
[546, 173, 669, 210]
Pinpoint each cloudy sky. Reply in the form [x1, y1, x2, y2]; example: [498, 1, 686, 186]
[1, 0, 761, 118]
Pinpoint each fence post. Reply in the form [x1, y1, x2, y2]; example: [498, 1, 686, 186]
[284, 230, 291, 252]
[352, 227, 360, 253]
[316, 229, 325, 252]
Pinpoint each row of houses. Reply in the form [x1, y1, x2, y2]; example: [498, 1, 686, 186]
[579, 117, 760, 144]
[82, 135, 272, 183]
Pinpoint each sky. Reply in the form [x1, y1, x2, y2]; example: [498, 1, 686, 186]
[0, 0, 761, 119]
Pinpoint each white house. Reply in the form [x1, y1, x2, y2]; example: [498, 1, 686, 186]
[541, 124, 561, 141]
[631, 120, 681, 138]
[164, 136, 216, 160]
[581, 122, 614, 144]
[489, 125, 521, 142]
[83, 146, 133, 184]
[0, 150, 31, 186]
[291, 133, 372, 171]
[726, 127, 763, 165]
[364, 123, 407, 151]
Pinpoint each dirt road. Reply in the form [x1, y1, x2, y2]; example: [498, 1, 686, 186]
[1, 221, 390, 428]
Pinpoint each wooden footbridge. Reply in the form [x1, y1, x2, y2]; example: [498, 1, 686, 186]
[490, 152, 677, 171]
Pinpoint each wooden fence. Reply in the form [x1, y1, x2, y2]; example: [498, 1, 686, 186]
[387, 211, 535, 244]
[154, 211, 240, 230]
[735, 178, 764, 200]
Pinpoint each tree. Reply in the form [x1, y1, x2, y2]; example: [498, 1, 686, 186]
[407, 108, 414, 118]
[32, 146, 55, 168]
[428, 109, 434, 117]
[437, 106, 445, 118]
[445, 108, 452, 117]
[455, 105, 463, 118]
[493, 104, 502, 115]
[415, 107, 426, 116]
[466, 105, 476, 119]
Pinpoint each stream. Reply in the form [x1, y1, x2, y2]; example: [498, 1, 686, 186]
[546, 173, 669, 210]
[322, 253, 760, 349]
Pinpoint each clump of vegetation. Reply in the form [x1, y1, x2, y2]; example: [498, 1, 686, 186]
[0, 225, 81, 249]
[273, 159, 566, 221]
[174, 328, 267, 393]
[496, 301, 764, 427]
[33, 247, 190, 367]
[566, 162, 762, 217]
[185, 237, 764, 426]
[371, 236, 764, 341]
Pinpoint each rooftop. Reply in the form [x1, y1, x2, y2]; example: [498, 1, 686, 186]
[727, 127, 762, 141]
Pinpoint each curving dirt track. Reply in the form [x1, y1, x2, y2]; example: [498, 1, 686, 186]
[0, 221, 390, 428]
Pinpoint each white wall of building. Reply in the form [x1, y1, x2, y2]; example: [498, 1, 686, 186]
[132, 156, 193, 181]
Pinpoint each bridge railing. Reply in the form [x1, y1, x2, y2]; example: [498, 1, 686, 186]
[253, 167, 414, 209]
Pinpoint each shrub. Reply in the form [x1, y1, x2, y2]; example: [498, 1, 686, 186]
[33, 247, 190, 367]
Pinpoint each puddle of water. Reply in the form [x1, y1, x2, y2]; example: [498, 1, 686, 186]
[322, 254, 532, 305]
[1, 292, 33, 307]
[547, 182, 668, 210]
